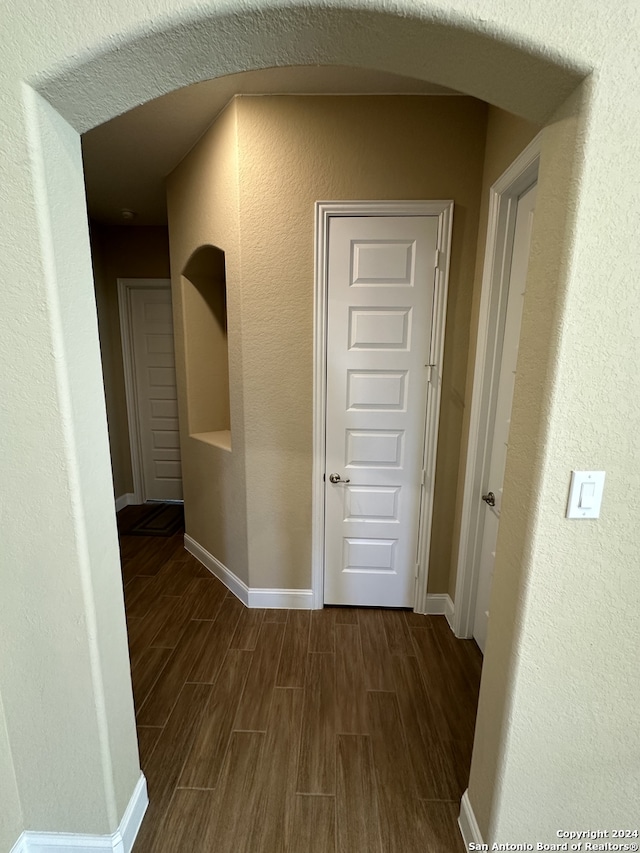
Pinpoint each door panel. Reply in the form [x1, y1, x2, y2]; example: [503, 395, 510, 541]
[324, 215, 438, 607]
[345, 430, 404, 467]
[347, 370, 408, 410]
[130, 286, 183, 502]
[473, 182, 537, 651]
[344, 486, 400, 521]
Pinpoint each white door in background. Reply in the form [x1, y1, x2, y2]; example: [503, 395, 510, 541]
[324, 215, 439, 607]
[128, 283, 183, 502]
[473, 182, 537, 651]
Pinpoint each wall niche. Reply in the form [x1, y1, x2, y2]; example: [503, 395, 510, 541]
[182, 245, 231, 450]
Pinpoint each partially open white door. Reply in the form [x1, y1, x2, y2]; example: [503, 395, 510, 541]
[323, 215, 439, 607]
[473, 182, 537, 651]
[119, 279, 183, 503]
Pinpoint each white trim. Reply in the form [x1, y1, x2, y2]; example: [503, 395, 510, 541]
[249, 588, 314, 609]
[453, 133, 542, 639]
[115, 775, 148, 853]
[312, 200, 454, 613]
[184, 534, 248, 605]
[312, 204, 330, 610]
[117, 278, 172, 506]
[414, 202, 454, 614]
[13, 774, 147, 853]
[184, 535, 313, 609]
[425, 593, 455, 620]
[458, 789, 484, 848]
[114, 493, 137, 512]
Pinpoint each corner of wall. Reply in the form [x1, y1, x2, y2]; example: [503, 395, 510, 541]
[167, 94, 250, 586]
[0, 689, 23, 853]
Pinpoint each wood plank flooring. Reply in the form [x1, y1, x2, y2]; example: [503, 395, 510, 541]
[117, 505, 482, 853]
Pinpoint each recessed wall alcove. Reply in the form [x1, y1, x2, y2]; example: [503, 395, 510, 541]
[181, 244, 231, 451]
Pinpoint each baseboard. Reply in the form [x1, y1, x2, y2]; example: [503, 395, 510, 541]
[425, 593, 455, 621]
[458, 789, 484, 848]
[185, 535, 453, 613]
[115, 774, 148, 853]
[249, 587, 314, 608]
[14, 774, 147, 852]
[184, 534, 249, 604]
[115, 493, 137, 512]
[444, 594, 455, 631]
[184, 535, 314, 609]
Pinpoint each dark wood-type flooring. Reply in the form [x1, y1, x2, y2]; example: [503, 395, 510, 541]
[118, 504, 482, 853]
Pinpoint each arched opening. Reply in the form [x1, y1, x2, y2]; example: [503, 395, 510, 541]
[181, 245, 231, 447]
[4, 3, 602, 848]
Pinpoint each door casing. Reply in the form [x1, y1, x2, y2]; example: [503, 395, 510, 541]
[312, 200, 454, 611]
[453, 133, 542, 638]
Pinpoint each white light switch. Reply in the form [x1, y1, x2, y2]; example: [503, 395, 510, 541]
[579, 481, 596, 509]
[566, 470, 605, 519]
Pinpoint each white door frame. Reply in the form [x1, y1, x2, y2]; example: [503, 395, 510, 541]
[117, 277, 173, 505]
[452, 133, 542, 638]
[311, 200, 454, 611]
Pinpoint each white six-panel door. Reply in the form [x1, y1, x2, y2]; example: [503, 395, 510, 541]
[324, 215, 439, 607]
[128, 284, 183, 502]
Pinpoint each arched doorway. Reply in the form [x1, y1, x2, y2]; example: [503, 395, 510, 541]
[4, 2, 598, 847]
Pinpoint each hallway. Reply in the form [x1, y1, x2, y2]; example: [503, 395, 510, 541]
[119, 505, 481, 852]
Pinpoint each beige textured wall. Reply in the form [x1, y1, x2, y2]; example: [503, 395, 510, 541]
[3, 0, 640, 842]
[238, 91, 486, 592]
[448, 107, 540, 599]
[91, 224, 171, 497]
[169, 94, 487, 591]
[238, 95, 487, 590]
[168, 101, 250, 582]
[0, 90, 141, 836]
[0, 690, 22, 851]
[468, 82, 593, 839]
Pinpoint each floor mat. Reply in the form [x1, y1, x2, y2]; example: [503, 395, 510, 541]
[126, 503, 184, 537]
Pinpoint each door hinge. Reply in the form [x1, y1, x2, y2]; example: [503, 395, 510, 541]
[434, 248, 441, 269]
[421, 469, 426, 485]
[415, 563, 420, 579]
[426, 363, 437, 383]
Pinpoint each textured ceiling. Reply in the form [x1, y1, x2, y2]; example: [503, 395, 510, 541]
[81, 65, 460, 225]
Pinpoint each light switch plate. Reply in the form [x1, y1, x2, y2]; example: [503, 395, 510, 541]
[566, 470, 605, 519]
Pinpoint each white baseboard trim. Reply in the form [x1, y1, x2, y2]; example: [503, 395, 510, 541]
[184, 535, 313, 609]
[115, 774, 148, 853]
[445, 595, 455, 631]
[185, 535, 450, 614]
[184, 534, 249, 605]
[249, 587, 314, 608]
[115, 493, 137, 512]
[14, 774, 147, 853]
[458, 789, 484, 848]
[425, 593, 455, 621]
